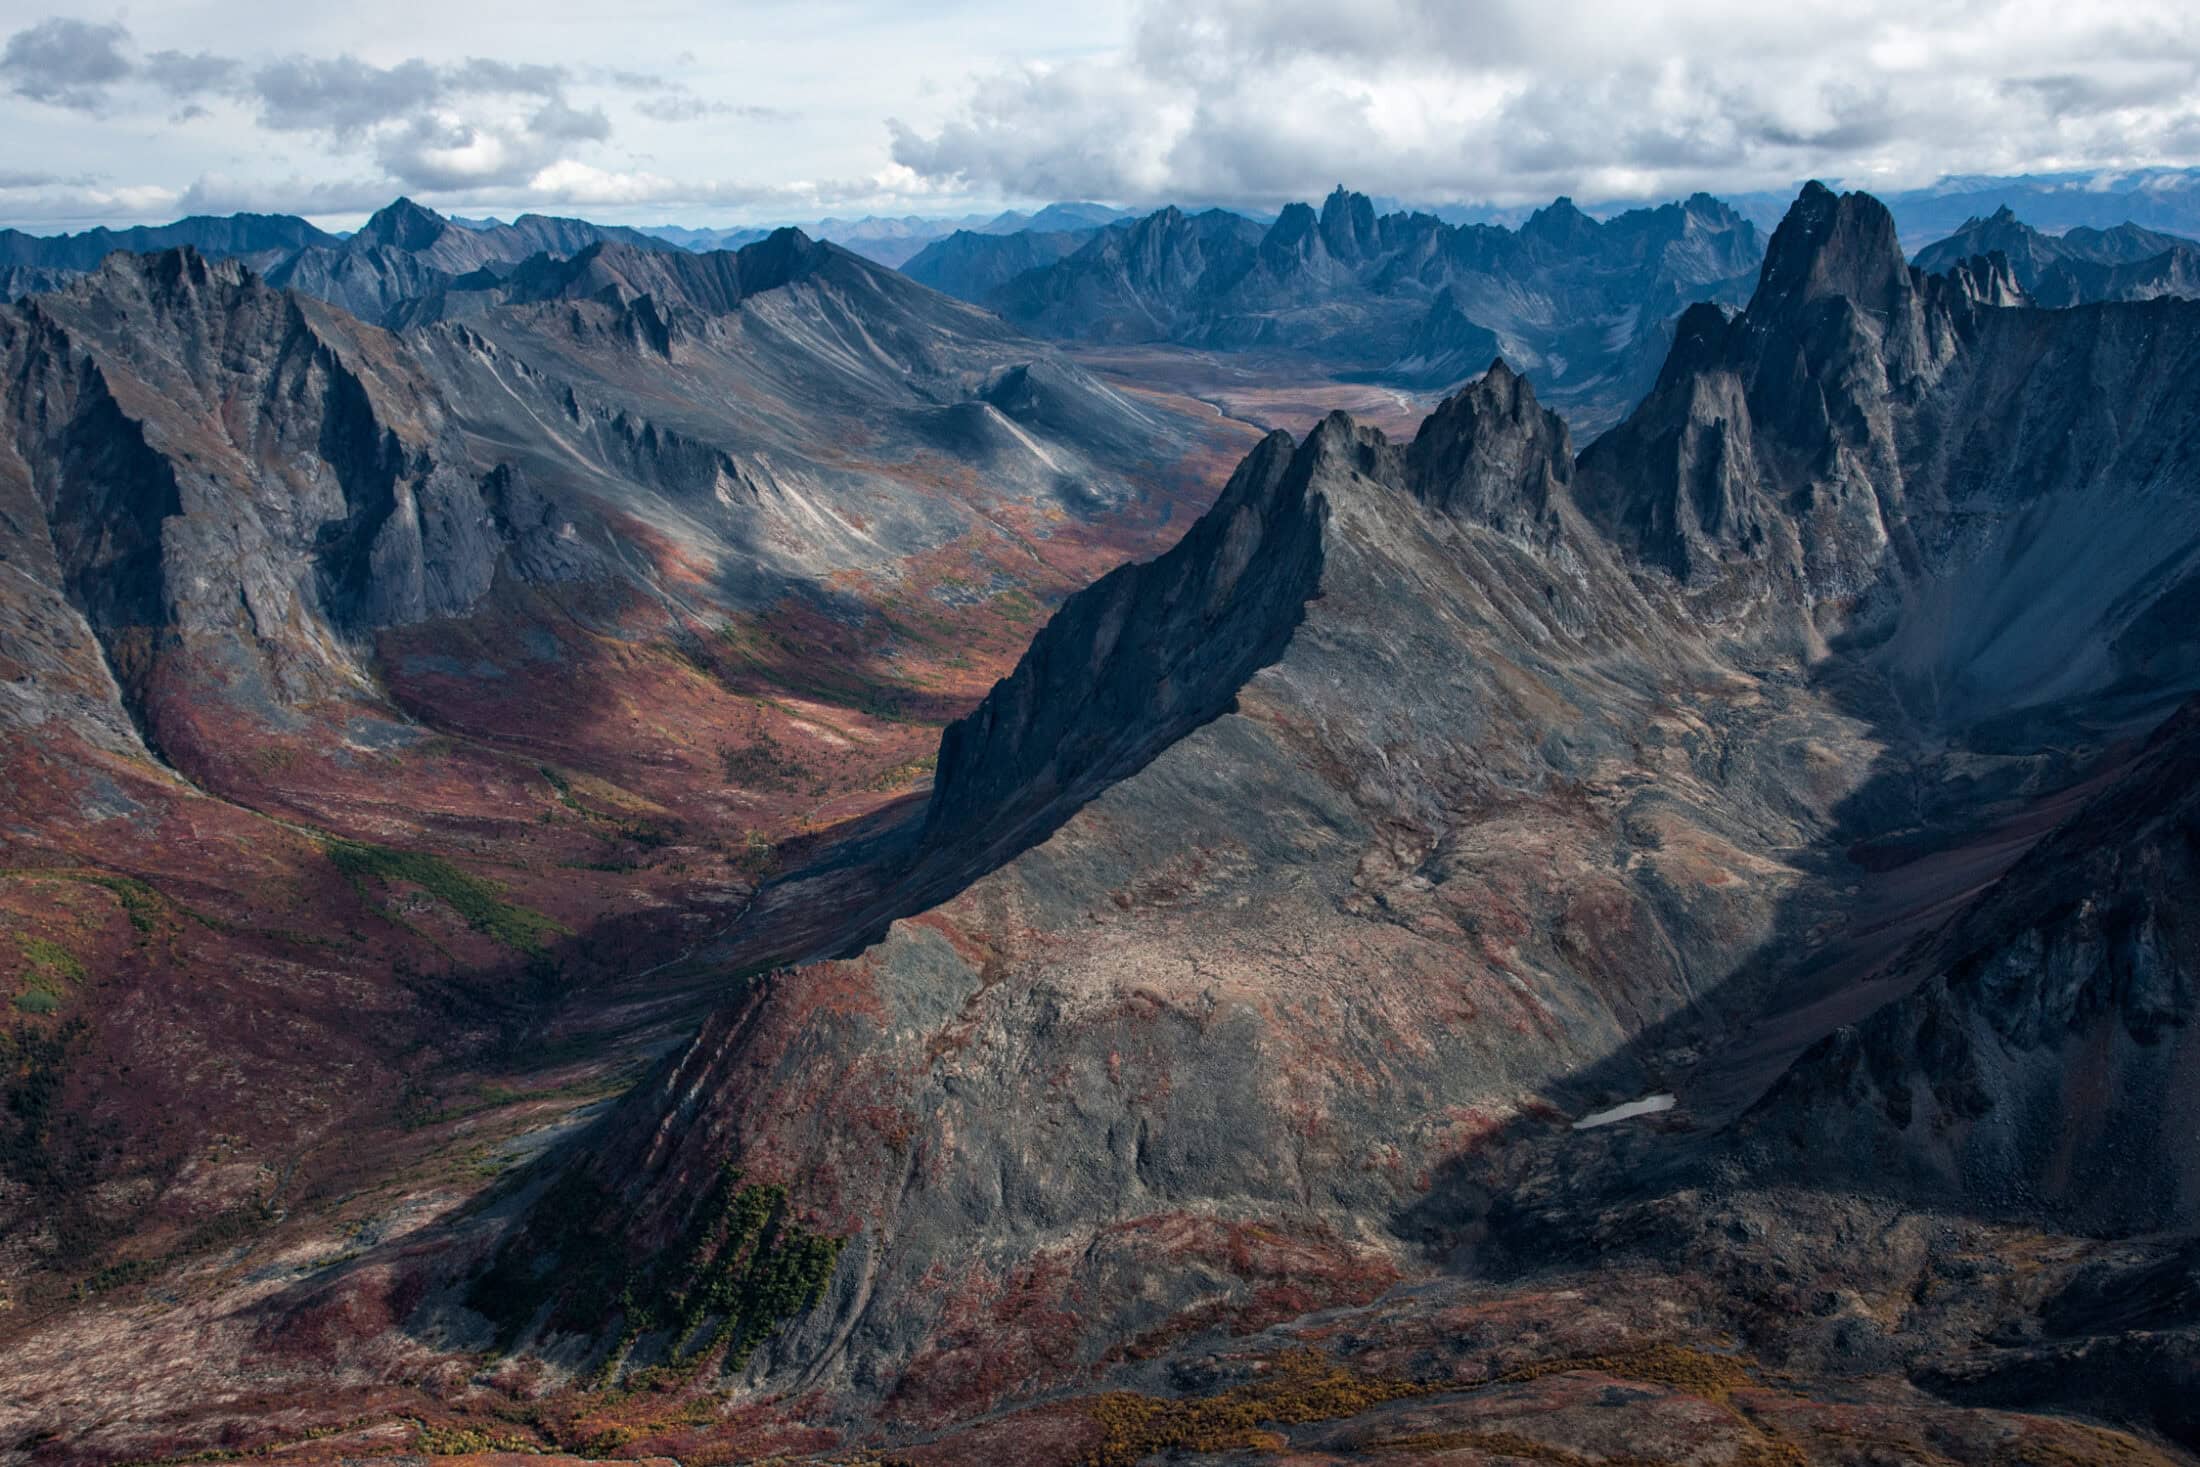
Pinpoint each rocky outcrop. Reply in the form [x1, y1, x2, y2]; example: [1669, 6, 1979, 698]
[1939, 250, 2030, 306]
[916, 424, 1320, 873]
[1402, 358, 1572, 534]
[1577, 182, 2200, 735]
[915, 358, 1571, 895]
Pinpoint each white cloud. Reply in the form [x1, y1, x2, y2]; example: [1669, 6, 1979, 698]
[893, 0, 2200, 207]
[2, 0, 2198, 227]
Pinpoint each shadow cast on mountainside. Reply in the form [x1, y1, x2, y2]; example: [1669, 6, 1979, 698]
[1395, 630, 2195, 1239]
[1381, 605, 2200, 1445]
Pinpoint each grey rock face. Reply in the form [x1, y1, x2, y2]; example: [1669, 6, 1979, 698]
[0, 248, 501, 748]
[1401, 358, 1571, 533]
[1577, 182, 2200, 734]
[917, 425, 1320, 877]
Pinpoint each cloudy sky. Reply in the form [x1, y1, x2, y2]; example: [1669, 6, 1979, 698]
[4, 0, 2199, 229]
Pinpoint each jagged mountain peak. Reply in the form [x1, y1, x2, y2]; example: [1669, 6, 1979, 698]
[1317, 185, 1379, 259]
[1404, 357, 1573, 532]
[913, 371, 1593, 860]
[721, 225, 830, 289]
[44, 246, 282, 348]
[913, 417, 1321, 874]
[357, 196, 450, 252]
[910, 377, 1578, 892]
[1269, 200, 1318, 237]
[80, 242, 251, 294]
[1751, 179, 1909, 317]
[1652, 298, 1734, 391]
[1522, 194, 1600, 248]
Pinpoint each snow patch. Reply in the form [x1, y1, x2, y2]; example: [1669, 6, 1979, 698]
[1571, 1093, 1677, 1130]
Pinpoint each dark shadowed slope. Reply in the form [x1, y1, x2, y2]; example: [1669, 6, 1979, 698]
[899, 226, 1097, 304]
[1750, 695, 2200, 1234]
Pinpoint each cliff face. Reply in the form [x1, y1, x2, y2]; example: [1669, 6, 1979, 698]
[1577, 183, 2200, 730]
[1576, 182, 1972, 602]
[915, 424, 1321, 873]
[0, 248, 502, 757]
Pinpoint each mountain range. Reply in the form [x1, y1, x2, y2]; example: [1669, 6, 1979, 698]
[904, 187, 1767, 433]
[12, 186, 2200, 437]
[631, 201, 1132, 266]
[1911, 204, 2200, 306]
[1805, 166, 2200, 245]
[4, 178, 2200, 1464]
